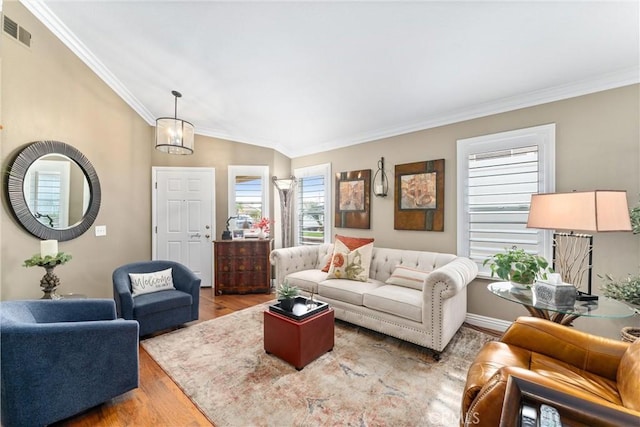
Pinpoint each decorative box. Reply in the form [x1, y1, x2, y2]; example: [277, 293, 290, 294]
[533, 281, 577, 308]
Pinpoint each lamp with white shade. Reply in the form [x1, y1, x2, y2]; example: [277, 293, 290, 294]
[526, 190, 632, 300]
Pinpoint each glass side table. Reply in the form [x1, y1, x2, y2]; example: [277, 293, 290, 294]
[487, 281, 635, 326]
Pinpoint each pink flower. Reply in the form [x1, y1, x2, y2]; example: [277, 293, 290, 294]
[254, 217, 273, 233]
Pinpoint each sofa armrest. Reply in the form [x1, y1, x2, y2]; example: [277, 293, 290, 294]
[501, 317, 629, 381]
[24, 299, 117, 323]
[270, 245, 323, 286]
[425, 256, 478, 299]
[112, 268, 135, 319]
[463, 366, 640, 427]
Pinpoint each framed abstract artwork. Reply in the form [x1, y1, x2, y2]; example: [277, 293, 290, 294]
[335, 169, 371, 229]
[394, 159, 444, 231]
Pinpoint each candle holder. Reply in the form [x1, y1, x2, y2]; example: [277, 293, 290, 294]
[23, 253, 72, 299]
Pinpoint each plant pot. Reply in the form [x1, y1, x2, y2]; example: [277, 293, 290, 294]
[621, 326, 640, 343]
[279, 298, 295, 312]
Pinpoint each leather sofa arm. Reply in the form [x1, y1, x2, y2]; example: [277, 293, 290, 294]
[502, 317, 629, 380]
[464, 366, 640, 427]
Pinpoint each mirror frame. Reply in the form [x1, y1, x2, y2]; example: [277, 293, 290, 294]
[7, 140, 101, 241]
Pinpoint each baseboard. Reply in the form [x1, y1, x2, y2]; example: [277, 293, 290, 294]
[465, 313, 512, 333]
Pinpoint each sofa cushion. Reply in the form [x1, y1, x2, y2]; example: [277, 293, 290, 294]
[321, 235, 375, 272]
[327, 240, 373, 282]
[318, 278, 384, 306]
[363, 285, 423, 322]
[129, 268, 175, 297]
[385, 265, 432, 290]
[133, 289, 192, 317]
[284, 270, 328, 293]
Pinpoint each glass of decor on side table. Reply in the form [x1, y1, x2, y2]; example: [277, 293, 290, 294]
[23, 239, 72, 299]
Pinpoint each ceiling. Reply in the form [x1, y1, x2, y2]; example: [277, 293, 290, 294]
[22, 1, 639, 158]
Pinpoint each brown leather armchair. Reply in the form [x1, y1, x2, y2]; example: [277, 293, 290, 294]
[461, 316, 640, 426]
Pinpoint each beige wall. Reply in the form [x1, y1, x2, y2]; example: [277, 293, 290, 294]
[293, 85, 640, 339]
[1, 2, 290, 299]
[2, 2, 638, 338]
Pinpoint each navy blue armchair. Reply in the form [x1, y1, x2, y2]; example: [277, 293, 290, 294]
[112, 260, 200, 336]
[0, 299, 139, 427]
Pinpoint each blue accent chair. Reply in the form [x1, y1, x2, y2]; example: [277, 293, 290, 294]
[0, 299, 139, 427]
[112, 260, 200, 336]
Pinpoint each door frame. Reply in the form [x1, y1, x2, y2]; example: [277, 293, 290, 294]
[151, 166, 216, 285]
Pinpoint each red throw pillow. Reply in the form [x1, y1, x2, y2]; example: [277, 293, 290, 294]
[321, 234, 375, 272]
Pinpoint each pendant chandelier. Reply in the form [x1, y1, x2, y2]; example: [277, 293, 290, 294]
[155, 90, 194, 155]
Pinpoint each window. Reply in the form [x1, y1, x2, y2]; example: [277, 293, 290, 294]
[23, 158, 71, 228]
[457, 124, 555, 277]
[228, 166, 269, 229]
[294, 163, 332, 245]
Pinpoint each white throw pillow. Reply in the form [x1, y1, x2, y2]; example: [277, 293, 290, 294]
[385, 265, 431, 290]
[326, 240, 374, 282]
[129, 268, 175, 297]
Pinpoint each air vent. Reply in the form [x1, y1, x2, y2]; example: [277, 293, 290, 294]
[18, 26, 31, 47]
[3, 15, 31, 47]
[3, 15, 18, 39]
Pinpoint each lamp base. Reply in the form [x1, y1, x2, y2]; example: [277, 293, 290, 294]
[221, 230, 233, 240]
[576, 292, 598, 301]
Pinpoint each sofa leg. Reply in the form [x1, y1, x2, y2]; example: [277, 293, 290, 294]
[432, 351, 442, 361]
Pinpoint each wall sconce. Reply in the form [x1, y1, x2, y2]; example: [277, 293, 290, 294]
[373, 157, 388, 197]
[527, 190, 632, 300]
[272, 176, 297, 248]
[155, 90, 195, 155]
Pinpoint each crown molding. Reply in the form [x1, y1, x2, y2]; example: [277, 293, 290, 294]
[21, 0, 156, 125]
[307, 66, 640, 158]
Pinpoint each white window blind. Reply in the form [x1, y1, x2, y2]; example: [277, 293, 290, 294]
[294, 163, 331, 245]
[29, 171, 62, 228]
[457, 124, 555, 277]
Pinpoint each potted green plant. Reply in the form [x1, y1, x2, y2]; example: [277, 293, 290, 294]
[600, 273, 640, 309]
[483, 246, 550, 288]
[276, 281, 299, 311]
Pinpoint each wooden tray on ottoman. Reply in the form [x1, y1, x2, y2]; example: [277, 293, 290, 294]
[263, 307, 334, 370]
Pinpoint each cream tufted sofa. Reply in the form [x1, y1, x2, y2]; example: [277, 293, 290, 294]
[269, 243, 478, 356]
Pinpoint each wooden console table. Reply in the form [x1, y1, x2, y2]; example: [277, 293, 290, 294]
[214, 239, 272, 294]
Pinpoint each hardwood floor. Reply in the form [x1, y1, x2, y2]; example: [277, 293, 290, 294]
[54, 288, 274, 427]
[53, 289, 501, 426]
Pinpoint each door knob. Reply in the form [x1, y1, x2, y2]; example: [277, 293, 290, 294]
[205, 225, 210, 229]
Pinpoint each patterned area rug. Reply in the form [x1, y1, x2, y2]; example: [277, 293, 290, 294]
[142, 303, 496, 427]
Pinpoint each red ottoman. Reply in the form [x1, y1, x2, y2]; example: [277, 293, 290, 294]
[264, 308, 334, 370]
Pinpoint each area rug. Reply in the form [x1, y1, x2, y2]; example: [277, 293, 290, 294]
[142, 304, 496, 427]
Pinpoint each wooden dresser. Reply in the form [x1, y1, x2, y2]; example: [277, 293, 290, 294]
[214, 239, 272, 294]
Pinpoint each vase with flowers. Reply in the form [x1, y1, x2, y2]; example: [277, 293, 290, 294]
[254, 217, 273, 239]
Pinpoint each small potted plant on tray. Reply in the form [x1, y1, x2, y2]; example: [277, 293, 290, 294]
[483, 246, 551, 288]
[276, 281, 299, 311]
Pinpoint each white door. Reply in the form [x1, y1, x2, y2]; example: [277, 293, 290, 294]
[152, 167, 215, 287]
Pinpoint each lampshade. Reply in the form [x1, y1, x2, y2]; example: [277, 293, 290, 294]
[527, 190, 632, 232]
[272, 176, 296, 191]
[155, 90, 194, 155]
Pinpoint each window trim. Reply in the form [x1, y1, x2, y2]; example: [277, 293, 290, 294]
[294, 163, 332, 245]
[457, 124, 556, 278]
[227, 165, 270, 227]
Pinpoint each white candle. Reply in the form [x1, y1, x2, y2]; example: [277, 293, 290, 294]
[40, 240, 58, 258]
[375, 184, 384, 195]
